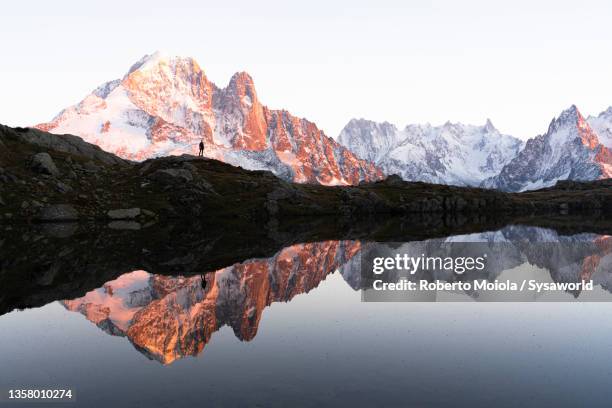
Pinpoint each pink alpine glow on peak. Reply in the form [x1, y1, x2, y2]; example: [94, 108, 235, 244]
[62, 241, 361, 364]
[36, 52, 383, 185]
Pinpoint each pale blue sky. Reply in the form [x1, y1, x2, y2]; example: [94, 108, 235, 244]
[1, 0, 611, 139]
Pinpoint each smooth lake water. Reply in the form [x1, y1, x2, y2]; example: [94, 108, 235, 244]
[2, 225, 612, 407]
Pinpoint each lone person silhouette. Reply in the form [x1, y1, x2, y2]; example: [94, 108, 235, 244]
[198, 139, 204, 157]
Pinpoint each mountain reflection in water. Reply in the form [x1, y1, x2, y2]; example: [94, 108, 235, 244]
[62, 241, 361, 364]
[60, 226, 612, 364]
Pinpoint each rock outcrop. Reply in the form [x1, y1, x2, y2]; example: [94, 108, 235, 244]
[29, 152, 60, 176]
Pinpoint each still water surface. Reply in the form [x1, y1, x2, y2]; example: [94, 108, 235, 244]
[2, 226, 612, 407]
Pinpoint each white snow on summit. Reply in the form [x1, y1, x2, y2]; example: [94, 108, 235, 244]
[338, 118, 523, 186]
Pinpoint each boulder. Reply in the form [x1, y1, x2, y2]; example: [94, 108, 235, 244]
[36, 204, 79, 222]
[56, 181, 73, 193]
[182, 162, 199, 173]
[30, 152, 60, 176]
[150, 168, 193, 184]
[83, 161, 102, 172]
[107, 208, 141, 220]
[141, 209, 157, 218]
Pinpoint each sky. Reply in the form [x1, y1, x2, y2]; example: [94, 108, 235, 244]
[1, 0, 612, 140]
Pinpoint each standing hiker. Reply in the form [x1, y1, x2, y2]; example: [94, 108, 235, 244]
[198, 139, 204, 157]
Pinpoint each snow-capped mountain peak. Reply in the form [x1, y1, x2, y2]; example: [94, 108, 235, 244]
[127, 51, 163, 73]
[227, 71, 256, 94]
[551, 104, 580, 126]
[36, 53, 382, 185]
[126, 51, 199, 75]
[483, 118, 496, 133]
[482, 105, 612, 191]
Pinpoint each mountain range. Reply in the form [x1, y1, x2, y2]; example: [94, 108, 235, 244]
[339, 106, 612, 191]
[35, 52, 612, 191]
[337, 118, 523, 186]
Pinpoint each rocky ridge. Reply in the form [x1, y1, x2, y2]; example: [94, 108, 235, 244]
[3, 124, 612, 226]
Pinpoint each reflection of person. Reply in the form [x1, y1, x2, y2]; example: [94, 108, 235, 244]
[198, 139, 204, 157]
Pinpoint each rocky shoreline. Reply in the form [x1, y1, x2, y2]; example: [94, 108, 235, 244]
[1, 124, 612, 225]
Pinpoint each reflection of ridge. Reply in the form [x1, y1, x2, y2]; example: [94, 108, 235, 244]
[340, 226, 612, 299]
[62, 241, 360, 364]
[7, 214, 612, 316]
